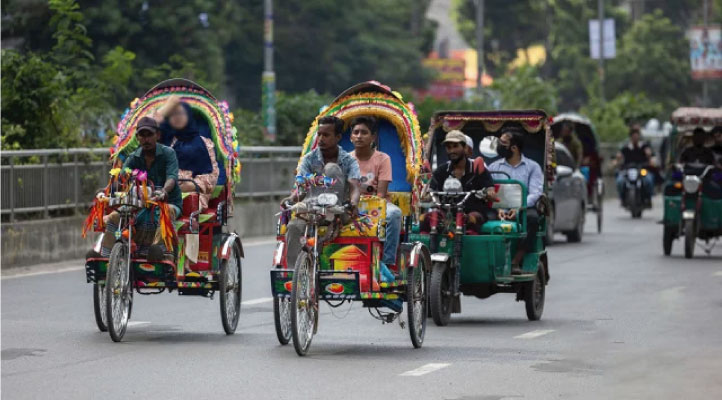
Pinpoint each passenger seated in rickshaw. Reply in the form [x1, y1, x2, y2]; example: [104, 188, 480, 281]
[153, 95, 219, 212]
[420, 130, 495, 233]
[680, 128, 715, 166]
[282, 116, 362, 269]
[558, 121, 583, 168]
[95, 117, 183, 261]
[349, 116, 402, 282]
[487, 126, 544, 275]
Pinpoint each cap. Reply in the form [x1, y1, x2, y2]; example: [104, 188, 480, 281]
[464, 134, 473, 148]
[136, 116, 159, 134]
[443, 130, 467, 145]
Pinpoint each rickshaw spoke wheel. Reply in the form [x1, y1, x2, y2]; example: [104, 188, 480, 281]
[407, 254, 428, 348]
[220, 243, 242, 334]
[273, 294, 292, 345]
[93, 282, 108, 332]
[106, 242, 131, 342]
[291, 252, 316, 356]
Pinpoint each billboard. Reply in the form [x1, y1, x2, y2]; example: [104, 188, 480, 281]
[689, 26, 722, 79]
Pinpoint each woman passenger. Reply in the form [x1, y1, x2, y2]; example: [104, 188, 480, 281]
[154, 95, 219, 211]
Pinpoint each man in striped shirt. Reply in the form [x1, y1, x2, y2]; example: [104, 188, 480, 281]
[487, 126, 544, 274]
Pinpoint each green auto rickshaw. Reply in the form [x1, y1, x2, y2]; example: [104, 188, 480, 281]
[412, 110, 553, 325]
[662, 107, 722, 258]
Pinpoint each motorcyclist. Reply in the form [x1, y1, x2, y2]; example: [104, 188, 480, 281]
[613, 124, 655, 206]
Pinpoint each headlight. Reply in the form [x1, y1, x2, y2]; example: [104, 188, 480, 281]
[683, 176, 701, 193]
[317, 193, 338, 207]
[627, 168, 639, 181]
[640, 168, 648, 177]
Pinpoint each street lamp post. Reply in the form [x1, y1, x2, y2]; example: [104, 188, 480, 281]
[475, 0, 484, 91]
[262, 0, 277, 141]
[598, 0, 605, 103]
[703, 0, 709, 107]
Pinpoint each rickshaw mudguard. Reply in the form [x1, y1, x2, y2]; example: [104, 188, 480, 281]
[663, 196, 682, 226]
[219, 232, 244, 260]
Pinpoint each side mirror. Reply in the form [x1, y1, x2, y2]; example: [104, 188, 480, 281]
[556, 165, 574, 178]
[479, 136, 499, 158]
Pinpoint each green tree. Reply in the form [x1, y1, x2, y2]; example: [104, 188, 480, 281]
[581, 92, 663, 142]
[605, 10, 691, 115]
[491, 66, 558, 114]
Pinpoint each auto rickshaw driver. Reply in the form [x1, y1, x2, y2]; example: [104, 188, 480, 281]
[680, 127, 716, 166]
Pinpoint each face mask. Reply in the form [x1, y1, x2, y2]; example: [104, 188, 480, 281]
[497, 145, 512, 158]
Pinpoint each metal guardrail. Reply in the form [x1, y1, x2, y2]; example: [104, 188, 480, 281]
[1, 147, 301, 220]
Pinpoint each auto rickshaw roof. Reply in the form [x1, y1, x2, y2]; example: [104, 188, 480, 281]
[430, 109, 549, 134]
[551, 112, 592, 127]
[551, 112, 599, 154]
[670, 107, 722, 129]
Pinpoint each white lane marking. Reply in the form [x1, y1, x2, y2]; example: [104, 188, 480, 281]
[713, 271, 722, 277]
[2, 238, 279, 280]
[514, 329, 555, 339]
[242, 297, 273, 306]
[400, 363, 450, 377]
[127, 321, 151, 327]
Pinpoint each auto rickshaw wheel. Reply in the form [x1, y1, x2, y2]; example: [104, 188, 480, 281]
[663, 226, 675, 256]
[407, 256, 428, 348]
[291, 251, 317, 356]
[429, 262, 452, 326]
[106, 242, 131, 342]
[93, 283, 108, 332]
[524, 262, 546, 321]
[566, 205, 584, 243]
[273, 295, 292, 345]
[220, 243, 242, 334]
[596, 193, 603, 234]
[684, 220, 696, 259]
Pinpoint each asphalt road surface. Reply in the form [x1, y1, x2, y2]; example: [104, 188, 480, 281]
[2, 198, 721, 399]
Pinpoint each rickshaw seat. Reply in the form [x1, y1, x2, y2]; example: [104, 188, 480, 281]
[339, 195, 387, 238]
[480, 220, 520, 234]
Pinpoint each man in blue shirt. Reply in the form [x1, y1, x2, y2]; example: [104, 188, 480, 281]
[283, 116, 362, 269]
[488, 126, 544, 274]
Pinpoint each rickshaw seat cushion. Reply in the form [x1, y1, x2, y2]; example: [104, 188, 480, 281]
[182, 193, 200, 216]
[388, 192, 412, 216]
[339, 195, 387, 237]
[480, 220, 520, 234]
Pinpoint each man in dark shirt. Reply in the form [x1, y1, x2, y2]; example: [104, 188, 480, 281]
[614, 125, 655, 204]
[680, 128, 716, 166]
[95, 117, 182, 261]
[422, 130, 495, 232]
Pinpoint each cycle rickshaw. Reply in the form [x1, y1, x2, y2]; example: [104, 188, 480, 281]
[83, 79, 244, 342]
[551, 113, 604, 233]
[415, 110, 552, 325]
[269, 81, 430, 356]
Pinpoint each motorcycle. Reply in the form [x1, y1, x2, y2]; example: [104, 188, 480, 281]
[620, 163, 652, 218]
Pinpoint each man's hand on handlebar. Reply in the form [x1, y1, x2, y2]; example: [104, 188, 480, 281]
[151, 189, 167, 202]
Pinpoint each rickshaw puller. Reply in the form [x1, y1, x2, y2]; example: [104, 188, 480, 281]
[282, 116, 362, 269]
[349, 116, 402, 283]
[95, 117, 182, 261]
[488, 127, 544, 275]
[420, 130, 495, 233]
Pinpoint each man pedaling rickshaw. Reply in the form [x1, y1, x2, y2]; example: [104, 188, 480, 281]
[90, 117, 183, 262]
[281, 115, 362, 270]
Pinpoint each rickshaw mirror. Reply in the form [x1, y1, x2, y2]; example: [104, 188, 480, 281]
[556, 165, 574, 178]
[443, 177, 463, 193]
[479, 136, 499, 158]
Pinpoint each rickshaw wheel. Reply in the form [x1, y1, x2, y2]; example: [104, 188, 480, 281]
[273, 295, 292, 345]
[407, 256, 428, 348]
[524, 262, 546, 321]
[684, 220, 696, 259]
[663, 226, 674, 256]
[291, 252, 317, 356]
[429, 262, 452, 326]
[220, 243, 242, 334]
[106, 242, 131, 342]
[93, 283, 108, 332]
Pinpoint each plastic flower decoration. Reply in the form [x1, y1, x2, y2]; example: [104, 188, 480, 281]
[109, 168, 121, 177]
[136, 171, 148, 182]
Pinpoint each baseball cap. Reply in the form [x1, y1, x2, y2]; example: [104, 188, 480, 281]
[464, 134, 473, 148]
[443, 130, 467, 145]
[136, 116, 159, 134]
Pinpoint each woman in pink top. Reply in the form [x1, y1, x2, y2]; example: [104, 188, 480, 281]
[349, 116, 402, 283]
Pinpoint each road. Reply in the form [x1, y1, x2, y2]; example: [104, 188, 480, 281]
[2, 198, 721, 399]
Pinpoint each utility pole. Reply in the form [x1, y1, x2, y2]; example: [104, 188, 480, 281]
[262, 0, 276, 141]
[475, 0, 485, 91]
[598, 0, 605, 103]
[703, 0, 709, 107]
